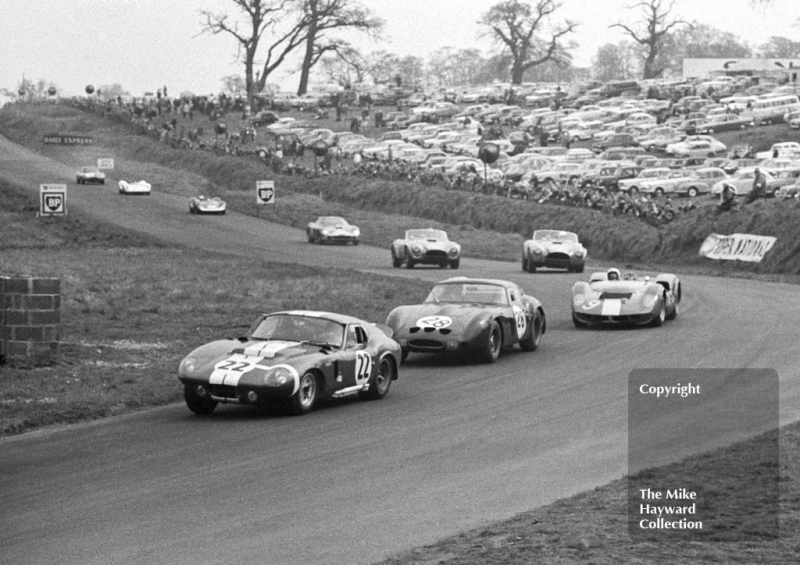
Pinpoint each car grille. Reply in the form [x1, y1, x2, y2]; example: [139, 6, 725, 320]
[423, 250, 448, 260]
[409, 339, 445, 350]
[409, 327, 451, 334]
[210, 384, 238, 399]
[544, 252, 573, 267]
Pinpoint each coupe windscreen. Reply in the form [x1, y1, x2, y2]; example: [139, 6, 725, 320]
[425, 283, 508, 306]
[407, 229, 447, 241]
[532, 230, 578, 243]
[250, 315, 345, 347]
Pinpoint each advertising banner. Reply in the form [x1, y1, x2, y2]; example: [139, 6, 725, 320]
[698, 233, 776, 263]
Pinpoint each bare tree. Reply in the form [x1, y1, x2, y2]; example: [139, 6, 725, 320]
[593, 42, 639, 82]
[480, 0, 578, 85]
[319, 46, 368, 87]
[199, 0, 308, 100]
[365, 50, 402, 85]
[611, 0, 690, 79]
[296, 0, 383, 95]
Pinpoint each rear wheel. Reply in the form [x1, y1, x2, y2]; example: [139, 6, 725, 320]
[184, 387, 217, 415]
[687, 186, 699, 198]
[360, 357, 394, 400]
[519, 312, 543, 352]
[289, 371, 319, 415]
[479, 321, 502, 364]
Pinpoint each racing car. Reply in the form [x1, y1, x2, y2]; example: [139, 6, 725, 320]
[385, 277, 545, 363]
[391, 228, 461, 269]
[306, 216, 360, 245]
[522, 229, 586, 273]
[118, 179, 152, 195]
[178, 310, 401, 416]
[571, 268, 681, 328]
[76, 166, 106, 185]
[189, 195, 227, 214]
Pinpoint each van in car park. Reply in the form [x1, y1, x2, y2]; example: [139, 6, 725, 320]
[752, 95, 800, 125]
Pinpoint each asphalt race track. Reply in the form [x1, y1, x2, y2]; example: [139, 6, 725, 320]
[1, 134, 798, 565]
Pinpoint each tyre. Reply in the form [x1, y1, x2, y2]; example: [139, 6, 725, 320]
[519, 312, 543, 352]
[449, 258, 460, 269]
[353, 239, 359, 246]
[478, 321, 502, 364]
[307, 230, 314, 243]
[572, 312, 589, 328]
[521, 254, 529, 272]
[526, 256, 537, 273]
[666, 301, 679, 321]
[289, 371, 319, 415]
[574, 264, 584, 273]
[391, 247, 403, 268]
[400, 348, 409, 363]
[687, 186, 699, 198]
[649, 299, 666, 327]
[404, 254, 415, 269]
[184, 386, 217, 415]
[359, 356, 394, 400]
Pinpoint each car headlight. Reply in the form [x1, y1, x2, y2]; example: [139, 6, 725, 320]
[352, 228, 360, 236]
[642, 294, 657, 309]
[573, 295, 585, 307]
[532, 245, 544, 255]
[448, 246, 459, 256]
[411, 244, 423, 254]
[322, 229, 333, 236]
[264, 366, 297, 387]
[179, 356, 197, 375]
[573, 250, 585, 258]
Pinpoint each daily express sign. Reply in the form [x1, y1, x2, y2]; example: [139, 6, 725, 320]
[43, 133, 94, 145]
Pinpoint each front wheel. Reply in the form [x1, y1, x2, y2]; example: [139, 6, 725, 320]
[184, 387, 217, 415]
[449, 258, 460, 269]
[519, 312, 543, 352]
[666, 301, 679, 321]
[359, 357, 394, 400]
[687, 187, 699, 198]
[649, 299, 666, 327]
[289, 371, 319, 415]
[478, 321, 502, 364]
[391, 247, 403, 268]
[572, 312, 589, 328]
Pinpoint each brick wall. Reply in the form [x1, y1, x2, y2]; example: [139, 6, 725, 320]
[0, 275, 61, 365]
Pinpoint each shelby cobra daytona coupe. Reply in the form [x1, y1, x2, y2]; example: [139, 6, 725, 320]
[571, 268, 681, 327]
[522, 229, 586, 273]
[391, 228, 461, 269]
[178, 310, 401, 415]
[385, 277, 545, 363]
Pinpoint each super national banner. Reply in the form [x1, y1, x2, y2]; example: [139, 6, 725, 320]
[698, 233, 777, 263]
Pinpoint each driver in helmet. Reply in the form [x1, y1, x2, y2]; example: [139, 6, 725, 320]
[607, 268, 621, 281]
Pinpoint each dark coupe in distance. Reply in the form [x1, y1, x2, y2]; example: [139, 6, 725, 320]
[178, 310, 401, 415]
[385, 277, 545, 363]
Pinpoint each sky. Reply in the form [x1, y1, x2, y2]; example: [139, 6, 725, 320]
[1, 0, 798, 97]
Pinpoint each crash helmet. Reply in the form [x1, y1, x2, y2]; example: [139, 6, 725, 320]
[607, 268, 621, 281]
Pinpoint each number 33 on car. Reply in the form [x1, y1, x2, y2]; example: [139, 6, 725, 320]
[178, 311, 402, 416]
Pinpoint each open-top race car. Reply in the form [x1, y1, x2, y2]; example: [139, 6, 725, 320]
[76, 166, 106, 185]
[385, 277, 545, 363]
[189, 195, 227, 214]
[571, 268, 681, 328]
[178, 310, 401, 416]
[522, 229, 586, 273]
[391, 228, 461, 269]
[306, 216, 360, 245]
[118, 179, 152, 195]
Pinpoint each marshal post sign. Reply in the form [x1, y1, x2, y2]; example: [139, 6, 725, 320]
[39, 184, 67, 216]
[43, 133, 94, 145]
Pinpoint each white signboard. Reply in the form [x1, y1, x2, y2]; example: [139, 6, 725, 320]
[39, 184, 67, 216]
[97, 158, 115, 170]
[256, 180, 275, 205]
[699, 233, 777, 263]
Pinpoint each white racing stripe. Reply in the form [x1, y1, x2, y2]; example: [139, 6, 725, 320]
[601, 299, 622, 316]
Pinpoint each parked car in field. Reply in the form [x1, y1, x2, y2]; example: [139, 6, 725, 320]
[695, 113, 753, 134]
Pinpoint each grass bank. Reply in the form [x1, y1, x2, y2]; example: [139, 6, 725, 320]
[2, 101, 800, 275]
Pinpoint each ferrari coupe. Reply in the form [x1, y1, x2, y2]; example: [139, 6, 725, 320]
[385, 277, 545, 363]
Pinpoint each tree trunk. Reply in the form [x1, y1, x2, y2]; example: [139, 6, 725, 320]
[297, 26, 317, 96]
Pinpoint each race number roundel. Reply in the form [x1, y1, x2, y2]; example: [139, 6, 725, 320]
[512, 304, 527, 339]
[416, 315, 452, 329]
